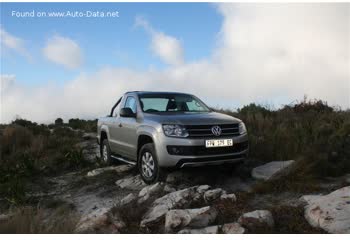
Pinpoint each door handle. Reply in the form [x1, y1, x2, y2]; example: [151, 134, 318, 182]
[118, 123, 123, 128]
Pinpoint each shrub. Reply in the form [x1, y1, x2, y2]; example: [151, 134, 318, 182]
[55, 118, 64, 125]
[0, 204, 78, 233]
[0, 121, 90, 204]
[218, 97, 350, 178]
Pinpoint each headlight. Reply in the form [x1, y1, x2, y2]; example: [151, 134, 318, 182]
[163, 124, 189, 138]
[239, 122, 247, 135]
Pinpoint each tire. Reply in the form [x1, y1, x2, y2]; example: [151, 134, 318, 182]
[138, 143, 166, 184]
[101, 139, 112, 165]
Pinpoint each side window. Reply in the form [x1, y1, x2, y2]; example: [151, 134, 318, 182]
[124, 96, 137, 114]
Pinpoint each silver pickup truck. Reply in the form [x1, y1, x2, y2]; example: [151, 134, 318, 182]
[97, 91, 249, 184]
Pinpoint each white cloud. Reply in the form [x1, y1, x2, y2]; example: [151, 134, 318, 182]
[43, 35, 83, 69]
[1, 3, 349, 123]
[135, 16, 184, 66]
[0, 27, 30, 59]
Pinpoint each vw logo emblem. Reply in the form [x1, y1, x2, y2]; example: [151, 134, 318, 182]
[211, 126, 222, 136]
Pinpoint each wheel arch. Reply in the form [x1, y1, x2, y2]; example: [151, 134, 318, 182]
[137, 134, 154, 157]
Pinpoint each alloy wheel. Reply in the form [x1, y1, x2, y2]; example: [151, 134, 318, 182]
[141, 151, 155, 178]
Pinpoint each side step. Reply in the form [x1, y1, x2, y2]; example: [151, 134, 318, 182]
[111, 155, 136, 165]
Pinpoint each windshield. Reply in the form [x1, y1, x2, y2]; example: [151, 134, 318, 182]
[138, 93, 211, 113]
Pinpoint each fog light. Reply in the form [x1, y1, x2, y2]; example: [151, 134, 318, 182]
[167, 146, 184, 155]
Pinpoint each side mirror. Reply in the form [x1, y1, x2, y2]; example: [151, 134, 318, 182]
[120, 107, 136, 118]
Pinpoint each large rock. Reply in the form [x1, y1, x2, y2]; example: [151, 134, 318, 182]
[178, 225, 219, 234]
[204, 188, 225, 202]
[164, 206, 217, 233]
[87, 165, 133, 177]
[138, 182, 164, 204]
[115, 175, 146, 190]
[251, 160, 295, 180]
[302, 186, 350, 233]
[140, 185, 210, 228]
[164, 184, 177, 193]
[76, 139, 100, 162]
[120, 193, 136, 205]
[75, 207, 124, 233]
[220, 193, 237, 203]
[221, 222, 245, 234]
[238, 210, 274, 229]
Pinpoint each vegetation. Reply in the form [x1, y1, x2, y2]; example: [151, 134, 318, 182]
[0, 119, 93, 205]
[218, 98, 350, 179]
[0, 202, 78, 233]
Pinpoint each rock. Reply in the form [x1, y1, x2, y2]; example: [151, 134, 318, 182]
[108, 213, 127, 233]
[251, 160, 295, 180]
[164, 206, 217, 233]
[204, 188, 225, 202]
[220, 193, 237, 203]
[75, 208, 112, 233]
[87, 165, 133, 177]
[178, 225, 219, 234]
[299, 194, 322, 204]
[302, 186, 350, 233]
[221, 222, 245, 234]
[238, 210, 274, 229]
[120, 193, 136, 205]
[75, 139, 100, 162]
[140, 185, 210, 228]
[164, 184, 177, 193]
[138, 182, 164, 204]
[83, 132, 97, 140]
[115, 175, 146, 190]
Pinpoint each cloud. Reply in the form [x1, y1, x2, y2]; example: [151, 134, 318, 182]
[135, 16, 184, 66]
[1, 3, 349, 123]
[0, 27, 31, 59]
[43, 35, 83, 69]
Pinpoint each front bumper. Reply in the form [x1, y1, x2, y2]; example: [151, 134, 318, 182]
[154, 133, 249, 168]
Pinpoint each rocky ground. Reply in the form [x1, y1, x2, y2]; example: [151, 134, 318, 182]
[2, 132, 349, 234]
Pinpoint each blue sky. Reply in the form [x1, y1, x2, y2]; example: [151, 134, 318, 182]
[1, 3, 349, 123]
[1, 2, 222, 86]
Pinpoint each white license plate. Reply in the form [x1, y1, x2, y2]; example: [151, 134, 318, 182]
[205, 139, 233, 148]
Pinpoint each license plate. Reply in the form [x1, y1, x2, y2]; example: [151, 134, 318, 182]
[205, 139, 233, 148]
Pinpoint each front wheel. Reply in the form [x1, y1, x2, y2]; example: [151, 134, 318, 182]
[101, 139, 112, 165]
[138, 143, 166, 184]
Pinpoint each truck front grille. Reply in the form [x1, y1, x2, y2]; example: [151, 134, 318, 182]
[167, 141, 248, 156]
[185, 123, 240, 138]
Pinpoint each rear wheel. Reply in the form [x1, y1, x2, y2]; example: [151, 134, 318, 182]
[101, 139, 112, 165]
[138, 143, 166, 184]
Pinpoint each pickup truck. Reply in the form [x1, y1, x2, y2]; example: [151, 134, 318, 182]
[97, 91, 249, 184]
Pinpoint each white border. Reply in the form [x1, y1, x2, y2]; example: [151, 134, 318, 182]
[1, 0, 349, 239]
[1, 0, 350, 3]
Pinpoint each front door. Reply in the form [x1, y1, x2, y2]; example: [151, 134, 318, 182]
[118, 96, 138, 160]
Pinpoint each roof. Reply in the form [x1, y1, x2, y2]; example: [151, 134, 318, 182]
[125, 91, 192, 95]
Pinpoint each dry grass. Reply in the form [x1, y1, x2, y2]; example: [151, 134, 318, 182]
[268, 205, 326, 234]
[0, 204, 78, 233]
[0, 121, 93, 204]
[218, 98, 350, 178]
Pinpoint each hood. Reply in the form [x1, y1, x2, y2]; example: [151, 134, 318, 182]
[143, 111, 241, 125]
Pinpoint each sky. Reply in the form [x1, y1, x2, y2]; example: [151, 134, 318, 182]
[1, 2, 349, 123]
